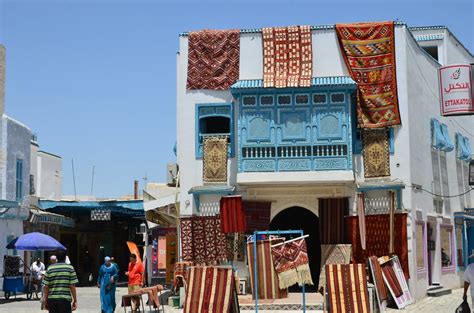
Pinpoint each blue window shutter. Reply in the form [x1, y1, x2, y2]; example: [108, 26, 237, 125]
[463, 137, 472, 160]
[15, 159, 23, 202]
[440, 123, 454, 152]
[431, 119, 447, 150]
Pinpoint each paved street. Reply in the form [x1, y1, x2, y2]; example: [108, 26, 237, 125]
[0, 286, 469, 313]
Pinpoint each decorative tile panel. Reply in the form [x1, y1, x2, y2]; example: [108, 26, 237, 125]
[242, 159, 276, 172]
[278, 159, 311, 171]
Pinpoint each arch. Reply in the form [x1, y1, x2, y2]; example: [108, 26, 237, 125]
[270, 206, 321, 291]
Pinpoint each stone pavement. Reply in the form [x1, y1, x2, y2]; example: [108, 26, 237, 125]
[0, 286, 468, 312]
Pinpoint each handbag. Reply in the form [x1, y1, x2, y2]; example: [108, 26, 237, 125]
[456, 300, 471, 313]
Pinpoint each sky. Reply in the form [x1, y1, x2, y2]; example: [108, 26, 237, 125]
[0, 0, 473, 198]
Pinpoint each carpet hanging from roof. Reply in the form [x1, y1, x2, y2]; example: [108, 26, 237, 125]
[335, 21, 401, 128]
[262, 25, 312, 88]
[362, 129, 391, 178]
[186, 29, 240, 90]
[318, 198, 349, 244]
[243, 201, 271, 233]
[318, 244, 352, 292]
[220, 195, 246, 233]
[325, 264, 370, 313]
[180, 216, 229, 265]
[203, 137, 228, 183]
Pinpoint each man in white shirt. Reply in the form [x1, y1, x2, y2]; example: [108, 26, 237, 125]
[31, 257, 45, 299]
[463, 255, 474, 305]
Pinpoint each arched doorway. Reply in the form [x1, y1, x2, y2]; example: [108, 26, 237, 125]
[270, 206, 321, 291]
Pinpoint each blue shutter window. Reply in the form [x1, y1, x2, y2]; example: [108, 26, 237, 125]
[463, 137, 472, 160]
[440, 123, 454, 152]
[431, 118, 447, 150]
[456, 133, 472, 161]
[15, 159, 23, 202]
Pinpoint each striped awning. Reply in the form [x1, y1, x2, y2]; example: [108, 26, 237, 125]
[29, 207, 74, 228]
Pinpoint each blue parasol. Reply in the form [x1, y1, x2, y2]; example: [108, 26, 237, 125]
[6, 232, 67, 251]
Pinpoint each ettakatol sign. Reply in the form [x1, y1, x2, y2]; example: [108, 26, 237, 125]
[438, 64, 474, 116]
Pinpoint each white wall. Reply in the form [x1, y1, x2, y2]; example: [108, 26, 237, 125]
[37, 151, 62, 200]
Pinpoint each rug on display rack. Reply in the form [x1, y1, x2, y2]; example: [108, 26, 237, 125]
[379, 256, 413, 309]
[180, 216, 230, 265]
[246, 238, 288, 300]
[220, 195, 246, 233]
[345, 213, 409, 279]
[335, 21, 401, 128]
[183, 266, 240, 313]
[270, 236, 313, 289]
[173, 261, 193, 292]
[228, 232, 245, 261]
[203, 137, 228, 183]
[362, 129, 391, 178]
[318, 244, 352, 292]
[186, 29, 240, 90]
[262, 25, 312, 88]
[368, 256, 388, 312]
[243, 201, 272, 232]
[325, 264, 370, 313]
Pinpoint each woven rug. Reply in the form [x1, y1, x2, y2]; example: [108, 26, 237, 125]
[362, 129, 390, 178]
[357, 193, 366, 250]
[318, 244, 352, 291]
[271, 237, 313, 289]
[220, 195, 246, 233]
[243, 201, 271, 232]
[368, 256, 388, 311]
[203, 137, 228, 183]
[173, 261, 193, 292]
[183, 266, 239, 313]
[186, 29, 239, 90]
[336, 21, 400, 128]
[227, 232, 245, 261]
[262, 25, 312, 88]
[180, 216, 229, 265]
[345, 213, 409, 279]
[326, 264, 370, 313]
[247, 238, 288, 300]
[318, 198, 349, 244]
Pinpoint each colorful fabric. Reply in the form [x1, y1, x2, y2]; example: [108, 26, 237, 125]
[247, 238, 288, 300]
[127, 261, 144, 286]
[368, 256, 388, 302]
[318, 198, 349, 244]
[381, 263, 402, 297]
[243, 201, 271, 232]
[97, 263, 119, 313]
[336, 21, 401, 128]
[325, 264, 370, 313]
[228, 232, 245, 261]
[43, 263, 79, 301]
[345, 213, 409, 279]
[357, 193, 366, 250]
[318, 244, 352, 291]
[262, 25, 312, 88]
[386, 256, 413, 308]
[173, 261, 193, 292]
[186, 29, 240, 90]
[362, 129, 391, 178]
[183, 266, 239, 313]
[180, 216, 229, 265]
[203, 137, 228, 183]
[271, 237, 313, 289]
[220, 195, 246, 233]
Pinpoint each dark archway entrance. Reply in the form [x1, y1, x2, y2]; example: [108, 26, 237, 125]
[270, 206, 321, 292]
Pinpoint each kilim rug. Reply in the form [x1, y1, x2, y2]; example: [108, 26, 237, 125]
[173, 261, 193, 292]
[203, 137, 228, 183]
[183, 266, 239, 313]
[362, 129, 390, 178]
[271, 237, 313, 289]
[186, 29, 240, 90]
[180, 216, 230, 265]
[318, 198, 349, 244]
[220, 195, 246, 233]
[345, 213, 409, 279]
[335, 21, 400, 128]
[318, 244, 352, 291]
[262, 25, 312, 88]
[325, 264, 370, 313]
[227, 232, 245, 261]
[368, 256, 388, 311]
[243, 201, 271, 233]
[247, 238, 288, 300]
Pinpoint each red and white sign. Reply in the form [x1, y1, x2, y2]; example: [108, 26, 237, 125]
[439, 64, 474, 116]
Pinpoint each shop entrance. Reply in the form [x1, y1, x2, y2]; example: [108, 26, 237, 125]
[269, 206, 321, 291]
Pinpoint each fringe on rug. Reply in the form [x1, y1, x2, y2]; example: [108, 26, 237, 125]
[277, 264, 313, 289]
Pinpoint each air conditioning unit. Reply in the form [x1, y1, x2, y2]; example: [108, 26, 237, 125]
[167, 163, 178, 186]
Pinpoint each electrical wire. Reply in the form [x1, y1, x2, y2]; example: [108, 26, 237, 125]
[408, 185, 474, 198]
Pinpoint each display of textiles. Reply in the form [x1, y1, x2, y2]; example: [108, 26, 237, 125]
[220, 195, 246, 233]
[271, 237, 313, 289]
[362, 129, 391, 178]
[318, 244, 352, 291]
[380, 257, 413, 309]
[203, 137, 228, 183]
[228, 232, 245, 261]
[262, 25, 312, 88]
[345, 213, 409, 279]
[357, 193, 366, 250]
[173, 261, 193, 292]
[247, 238, 288, 300]
[186, 29, 240, 90]
[318, 198, 349, 244]
[325, 264, 370, 313]
[183, 266, 239, 313]
[180, 216, 229, 265]
[243, 201, 271, 233]
[335, 21, 401, 128]
[368, 256, 388, 312]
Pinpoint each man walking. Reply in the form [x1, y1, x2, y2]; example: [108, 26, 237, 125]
[125, 253, 144, 312]
[31, 257, 45, 299]
[43, 249, 78, 313]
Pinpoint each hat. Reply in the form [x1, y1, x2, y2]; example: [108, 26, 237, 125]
[104, 256, 111, 262]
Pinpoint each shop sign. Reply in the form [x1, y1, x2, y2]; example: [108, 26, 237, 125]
[439, 64, 474, 116]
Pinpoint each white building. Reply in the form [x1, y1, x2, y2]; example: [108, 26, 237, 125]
[30, 138, 62, 201]
[175, 23, 474, 301]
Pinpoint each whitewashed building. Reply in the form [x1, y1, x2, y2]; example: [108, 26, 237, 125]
[175, 23, 474, 301]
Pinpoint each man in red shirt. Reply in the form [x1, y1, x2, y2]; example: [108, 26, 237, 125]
[125, 253, 144, 312]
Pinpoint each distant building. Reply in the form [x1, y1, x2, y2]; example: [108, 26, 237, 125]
[30, 138, 62, 200]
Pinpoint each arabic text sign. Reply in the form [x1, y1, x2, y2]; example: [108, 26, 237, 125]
[439, 64, 474, 116]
